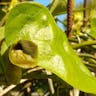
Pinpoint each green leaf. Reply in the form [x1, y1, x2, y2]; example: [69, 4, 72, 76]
[0, 27, 5, 74]
[90, 18, 96, 39]
[0, 55, 4, 74]
[0, 10, 5, 21]
[0, 27, 5, 42]
[49, 0, 67, 16]
[0, 27, 22, 84]
[5, 2, 96, 94]
[0, 27, 8, 55]
[0, 49, 22, 84]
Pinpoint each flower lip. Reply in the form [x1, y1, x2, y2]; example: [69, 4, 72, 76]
[9, 40, 38, 68]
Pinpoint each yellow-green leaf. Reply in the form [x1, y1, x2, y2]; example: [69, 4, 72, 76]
[5, 2, 96, 94]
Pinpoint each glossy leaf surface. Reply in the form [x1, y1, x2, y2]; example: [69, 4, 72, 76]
[5, 2, 96, 94]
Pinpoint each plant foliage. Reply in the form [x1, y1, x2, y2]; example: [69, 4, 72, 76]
[0, 0, 96, 95]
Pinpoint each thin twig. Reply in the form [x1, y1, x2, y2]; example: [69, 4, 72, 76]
[72, 40, 96, 49]
[0, 2, 10, 5]
[26, 67, 43, 74]
[79, 53, 96, 60]
[46, 70, 55, 94]
[0, 79, 28, 96]
[0, 15, 7, 27]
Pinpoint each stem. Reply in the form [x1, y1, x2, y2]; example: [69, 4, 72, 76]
[72, 40, 96, 49]
[49, 0, 59, 13]
[0, 15, 7, 27]
[79, 53, 96, 60]
[85, 63, 96, 68]
[67, 0, 73, 38]
[19, 0, 24, 2]
[83, 0, 88, 27]
[56, 18, 64, 25]
[89, 59, 96, 65]
[0, 79, 27, 96]
[0, 2, 10, 5]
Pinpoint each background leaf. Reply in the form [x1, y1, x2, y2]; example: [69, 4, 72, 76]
[49, 0, 67, 16]
[90, 18, 96, 39]
[0, 27, 4, 42]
